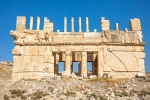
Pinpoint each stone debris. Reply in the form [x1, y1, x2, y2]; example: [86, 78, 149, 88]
[89, 75, 97, 79]
[0, 76, 150, 100]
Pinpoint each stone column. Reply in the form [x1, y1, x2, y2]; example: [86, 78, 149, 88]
[86, 17, 89, 32]
[81, 52, 87, 78]
[97, 51, 103, 77]
[92, 52, 97, 75]
[115, 23, 118, 30]
[78, 61, 81, 76]
[71, 17, 74, 32]
[54, 53, 59, 75]
[65, 51, 71, 76]
[37, 17, 40, 30]
[30, 17, 33, 30]
[94, 29, 97, 32]
[79, 17, 82, 32]
[64, 17, 67, 32]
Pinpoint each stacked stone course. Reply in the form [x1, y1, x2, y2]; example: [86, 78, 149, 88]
[10, 16, 145, 81]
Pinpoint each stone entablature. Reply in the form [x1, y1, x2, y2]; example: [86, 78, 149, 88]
[10, 16, 145, 81]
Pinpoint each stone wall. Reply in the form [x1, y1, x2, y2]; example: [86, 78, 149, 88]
[10, 16, 145, 81]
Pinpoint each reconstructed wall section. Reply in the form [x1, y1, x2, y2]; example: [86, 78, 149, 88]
[10, 16, 145, 81]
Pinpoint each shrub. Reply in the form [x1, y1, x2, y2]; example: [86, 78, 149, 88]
[65, 90, 76, 97]
[90, 93, 97, 99]
[99, 95, 107, 100]
[31, 90, 48, 100]
[9, 89, 26, 98]
[4, 94, 9, 100]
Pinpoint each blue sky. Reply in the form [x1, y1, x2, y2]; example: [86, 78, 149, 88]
[0, 0, 150, 72]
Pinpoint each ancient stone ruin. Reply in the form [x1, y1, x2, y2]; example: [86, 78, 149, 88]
[10, 16, 145, 81]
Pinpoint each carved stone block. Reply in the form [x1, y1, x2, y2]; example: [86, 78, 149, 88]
[16, 16, 26, 31]
[130, 18, 141, 31]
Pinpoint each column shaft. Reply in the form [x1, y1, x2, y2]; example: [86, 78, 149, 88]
[79, 17, 82, 32]
[30, 17, 33, 30]
[97, 51, 103, 77]
[64, 17, 67, 32]
[71, 17, 74, 32]
[65, 52, 71, 75]
[86, 17, 89, 32]
[78, 61, 81, 76]
[81, 52, 87, 78]
[37, 17, 40, 30]
[54, 53, 59, 75]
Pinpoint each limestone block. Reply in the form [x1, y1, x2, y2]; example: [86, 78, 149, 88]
[130, 18, 141, 31]
[133, 46, 144, 52]
[101, 18, 110, 31]
[12, 46, 20, 55]
[126, 46, 133, 51]
[16, 16, 26, 31]
[19, 72, 46, 80]
[108, 46, 118, 51]
[20, 46, 38, 56]
[44, 63, 54, 75]
[112, 52, 140, 71]
[44, 56, 53, 63]
[103, 64, 111, 72]
[25, 62, 43, 72]
[137, 31, 143, 43]
[31, 56, 45, 63]
[133, 52, 145, 59]
[19, 56, 31, 72]
[38, 46, 51, 55]
[44, 17, 53, 32]
[11, 73, 19, 81]
[12, 56, 20, 72]
[103, 52, 126, 71]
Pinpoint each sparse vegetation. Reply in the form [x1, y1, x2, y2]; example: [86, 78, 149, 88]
[88, 77, 128, 84]
[99, 95, 107, 100]
[30, 90, 48, 100]
[90, 93, 97, 99]
[4, 94, 9, 100]
[138, 89, 147, 99]
[62, 77, 71, 82]
[64, 90, 76, 97]
[9, 89, 27, 99]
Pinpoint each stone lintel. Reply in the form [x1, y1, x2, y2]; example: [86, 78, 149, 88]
[14, 42, 145, 46]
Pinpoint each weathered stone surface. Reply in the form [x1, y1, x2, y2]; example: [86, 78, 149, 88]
[10, 16, 145, 80]
[12, 45, 20, 55]
[101, 17, 110, 31]
[130, 18, 141, 31]
[16, 16, 26, 31]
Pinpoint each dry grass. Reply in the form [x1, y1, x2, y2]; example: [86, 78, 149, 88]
[89, 77, 128, 83]
[62, 77, 71, 82]
[88, 77, 129, 88]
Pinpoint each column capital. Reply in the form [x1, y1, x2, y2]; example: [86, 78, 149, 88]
[66, 51, 71, 56]
[82, 52, 87, 56]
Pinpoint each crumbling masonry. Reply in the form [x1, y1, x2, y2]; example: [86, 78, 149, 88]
[10, 16, 145, 81]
